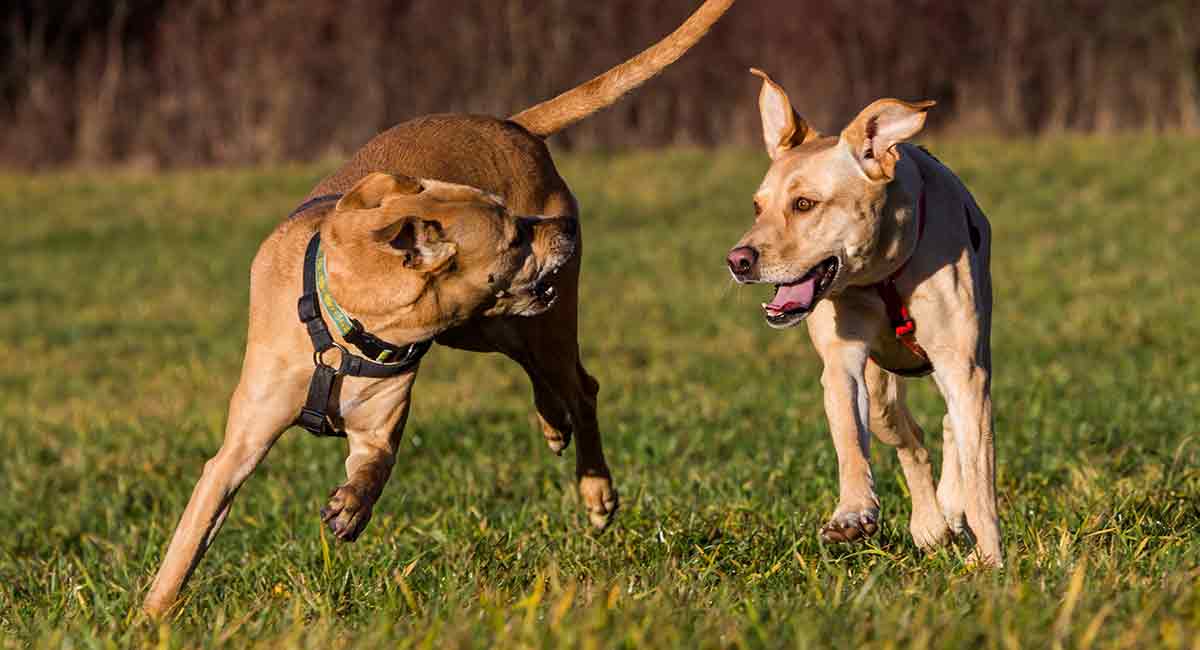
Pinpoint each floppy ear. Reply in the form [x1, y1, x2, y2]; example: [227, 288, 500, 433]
[751, 68, 816, 160]
[335, 172, 424, 212]
[381, 217, 457, 274]
[840, 98, 936, 181]
[330, 172, 457, 274]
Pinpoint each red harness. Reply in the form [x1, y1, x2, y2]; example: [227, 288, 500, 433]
[871, 189, 933, 376]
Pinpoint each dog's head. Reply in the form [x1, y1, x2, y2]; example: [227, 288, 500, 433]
[321, 172, 577, 337]
[727, 69, 934, 329]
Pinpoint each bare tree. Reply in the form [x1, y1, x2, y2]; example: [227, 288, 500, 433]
[1, 0, 1198, 168]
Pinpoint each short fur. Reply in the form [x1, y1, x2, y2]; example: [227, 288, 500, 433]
[727, 69, 1002, 566]
[144, 0, 736, 617]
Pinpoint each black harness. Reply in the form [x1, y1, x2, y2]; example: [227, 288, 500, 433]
[290, 194, 433, 437]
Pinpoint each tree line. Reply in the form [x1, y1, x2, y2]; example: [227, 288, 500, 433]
[2, 0, 1197, 168]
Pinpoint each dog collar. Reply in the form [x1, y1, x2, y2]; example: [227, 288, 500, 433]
[289, 194, 432, 437]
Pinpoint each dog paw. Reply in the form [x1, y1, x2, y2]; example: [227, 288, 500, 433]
[936, 487, 967, 536]
[578, 475, 619, 530]
[539, 415, 572, 456]
[142, 594, 176, 619]
[544, 434, 570, 455]
[320, 484, 374, 542]
[820, 507, 880, 543]
[943, 511, 967, 537]
[909, 508, 953, 550]
[965, 547, 1004, 569]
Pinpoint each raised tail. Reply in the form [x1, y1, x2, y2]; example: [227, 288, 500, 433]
[509, 0, 736, 138]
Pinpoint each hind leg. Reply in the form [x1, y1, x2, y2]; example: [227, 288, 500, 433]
[144, 368, 300, 616]
[524, 365, 575, 455]
[936, 414, 968, 536]
[530, 356, 616, 530]
[865, 361, 950, 549]
[512, 261, 617, 529]
[928, 244, 1002, 565]
[933, 364, 1001, 565]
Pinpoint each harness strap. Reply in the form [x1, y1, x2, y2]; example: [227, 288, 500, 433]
[291, 200, 432, 437]
[297, 364, 340, 436]
[873, 187, 933, 375]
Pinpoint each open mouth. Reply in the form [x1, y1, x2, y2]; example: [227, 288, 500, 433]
[534, 276, 557, 304]
[762, 256, 839, 327]
[529, 264, 563, 310]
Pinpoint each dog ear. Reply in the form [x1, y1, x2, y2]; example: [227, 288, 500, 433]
[751, 68, 815, 160]
[380, 217, 457, 274]
[336, 172, 424, 212]
[330, 173, 457, 274]
[841, 98, 936, 181]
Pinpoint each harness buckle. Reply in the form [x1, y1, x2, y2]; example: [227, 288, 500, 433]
[298, 293, 321, 323]
[297, 407, 328, 432]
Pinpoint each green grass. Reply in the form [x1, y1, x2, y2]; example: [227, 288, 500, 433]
[1, 139, 1198, 648]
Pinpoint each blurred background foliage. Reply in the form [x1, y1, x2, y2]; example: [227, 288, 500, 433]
[2, 0, 1198, 169]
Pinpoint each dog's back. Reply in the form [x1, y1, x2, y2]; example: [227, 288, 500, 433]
[311, 115, 570, 216]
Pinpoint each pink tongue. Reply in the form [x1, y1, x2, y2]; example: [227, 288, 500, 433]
[766, 277, 817, 314]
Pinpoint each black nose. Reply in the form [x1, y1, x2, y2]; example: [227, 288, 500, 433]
[726, 246, 758, 276]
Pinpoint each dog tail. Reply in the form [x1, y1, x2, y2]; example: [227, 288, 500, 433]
[509, 0, 736, 138]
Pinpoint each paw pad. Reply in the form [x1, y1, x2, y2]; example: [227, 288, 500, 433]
[320, 484, 374, 542]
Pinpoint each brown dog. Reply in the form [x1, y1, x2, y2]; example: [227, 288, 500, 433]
[143, 0, 735, 617]
[726, 70, 1001, 565]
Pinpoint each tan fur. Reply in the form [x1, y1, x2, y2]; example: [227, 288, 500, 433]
[143, 2, 734, 617]
[511, 0, 736, 137]
[727, 70, 1002, 566]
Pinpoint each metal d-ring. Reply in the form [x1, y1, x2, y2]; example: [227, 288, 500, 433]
[313, 342, 348, 372]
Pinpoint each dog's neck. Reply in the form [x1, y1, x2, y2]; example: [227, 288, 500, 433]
[844, 193, 920, 289]
[289, 195, 445, 353]
[317, 245, 448, 350]
[860, 154, 927, 286]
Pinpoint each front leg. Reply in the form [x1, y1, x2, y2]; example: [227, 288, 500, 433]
[322, 370, 418, 541]
[817, 343, 880, 543]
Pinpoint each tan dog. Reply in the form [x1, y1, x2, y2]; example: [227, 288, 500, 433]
[726, 69, 1001, 565]
[144, 0, 735, 617]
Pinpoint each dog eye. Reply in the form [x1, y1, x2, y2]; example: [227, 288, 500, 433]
[793, 197, 817, 213]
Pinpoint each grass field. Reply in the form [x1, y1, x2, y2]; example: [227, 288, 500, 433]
[1, 139, 1198, 648]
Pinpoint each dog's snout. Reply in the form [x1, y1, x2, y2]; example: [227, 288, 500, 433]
[727, 246, 758, 278]
[527, 215, 579, 242]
